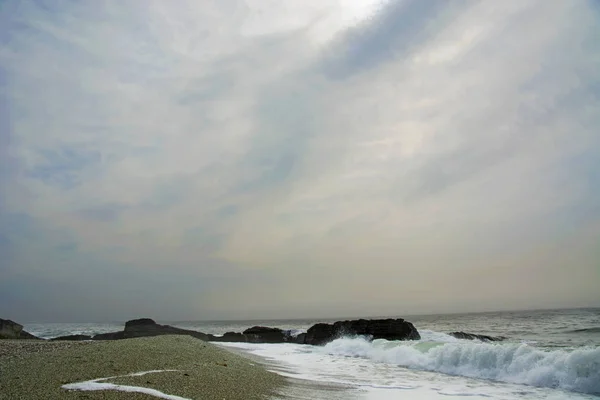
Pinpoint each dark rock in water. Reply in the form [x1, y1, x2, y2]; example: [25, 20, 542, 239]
[209, 327, 305, 344]
[304, 318, 420, 345]
[243, 326, 282, 335]
[243, 326, 287, 343]
[122, 318, 211, 340]
[304, 323, 335, 346]
[86, 317, 420, 345]
[0, 318, 41, 340]
[210, 332, 248, 342]
[90, 318, 211, 341]
[449, 331, 505, 341]
[293, 332, 306, 344]
[125, 318, 158, 329]
[50, 334, 93, 341]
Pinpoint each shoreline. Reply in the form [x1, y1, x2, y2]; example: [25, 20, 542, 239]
[0, 335, 285, 400]
[216, 342, 362, 400]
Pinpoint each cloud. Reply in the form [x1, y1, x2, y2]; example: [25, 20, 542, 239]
[0, 0, 599, 321]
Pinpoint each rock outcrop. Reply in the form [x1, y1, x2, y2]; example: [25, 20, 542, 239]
[92, 331, 125, 340]
[294, 332, 306, 344]
[41, 317, 421, 345]
[243, 326, 287, 343]
[92, 318, 211, 341]
[0, 319, 40, 340]
[448, 331, 505, 341]
[211, 331, 248, 342]
[304, 318, 420, 345]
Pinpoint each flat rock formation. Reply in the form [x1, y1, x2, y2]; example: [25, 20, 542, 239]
[0, 318, 40, 340]
[92, 318, 212, 341]
[305, 318, 421, 345]
[448, 331, 505, 341]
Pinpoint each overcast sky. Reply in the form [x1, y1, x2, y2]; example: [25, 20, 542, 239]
[1, 0, 599, 323]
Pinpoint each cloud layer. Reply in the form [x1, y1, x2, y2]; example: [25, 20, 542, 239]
[1, 0, 599, 321]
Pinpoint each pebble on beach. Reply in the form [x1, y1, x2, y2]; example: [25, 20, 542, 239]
[0, 335, 285, 400]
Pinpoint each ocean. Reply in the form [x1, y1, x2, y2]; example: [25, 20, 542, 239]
[25, 308, 600, 399]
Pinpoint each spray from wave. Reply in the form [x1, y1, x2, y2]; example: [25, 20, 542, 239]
[320, 334, 600, 395]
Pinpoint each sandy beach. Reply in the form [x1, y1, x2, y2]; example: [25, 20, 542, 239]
[0, 335, 285, 400]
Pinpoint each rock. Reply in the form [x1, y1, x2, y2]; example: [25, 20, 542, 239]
[83, 317, 419, 346]
[448, 331, 505, 341]
[90, 318, 211, 341]
[210, 332, 247, 342]
[124, 318, 157, 329]
[243, 326, 286, 343]
[208, 327, 306, 344]
[304, 318, 420, 345]
[0, 319, 23, 339]
[294, 333, 306, 344]
[50, 334, 93, 341]
[0, 319, 41, 340]
[19, 330, 42, 340]
[92, 331, 125, 340]
[303, 323, 335, 346]
[124, 319, 211, 340]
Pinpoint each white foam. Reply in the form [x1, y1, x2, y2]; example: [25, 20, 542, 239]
[418, 329, 461, 343]
[321, 337, 600, 395]
[221, 338, 599, 399]
[285, 329, 306, 338]
[62, 370, 190, 400]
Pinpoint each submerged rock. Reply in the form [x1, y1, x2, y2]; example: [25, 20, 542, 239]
[0, 318, 41, 340]
[304, 318, 421, 345]
[448, 331, 505, 341]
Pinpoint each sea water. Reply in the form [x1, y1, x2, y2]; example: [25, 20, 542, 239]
[25, 308, 600, 399]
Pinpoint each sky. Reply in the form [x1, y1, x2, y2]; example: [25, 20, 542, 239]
[0, 0, 599, 323]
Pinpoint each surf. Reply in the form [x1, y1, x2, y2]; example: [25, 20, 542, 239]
[320, 334, 600, 395]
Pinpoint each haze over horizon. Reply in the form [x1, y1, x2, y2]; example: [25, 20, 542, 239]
[1, 0, 599, 323]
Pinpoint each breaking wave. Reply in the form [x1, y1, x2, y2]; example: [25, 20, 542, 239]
[321, 336, 600, 395]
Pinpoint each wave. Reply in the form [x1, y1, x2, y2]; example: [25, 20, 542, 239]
[284, 329, 305, 338]
[567, 327, 600, 334]
[321, 336, 600, 395]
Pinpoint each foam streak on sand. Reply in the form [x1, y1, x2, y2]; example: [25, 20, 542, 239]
[62, 370, 190, 400]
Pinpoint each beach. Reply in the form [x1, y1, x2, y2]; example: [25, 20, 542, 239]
[0, 335, 285, 400]
[3, 309, 599, 400]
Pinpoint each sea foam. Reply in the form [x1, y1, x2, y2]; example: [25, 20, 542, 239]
[321, 336, 600, 395]
[62, 370, 190, 400]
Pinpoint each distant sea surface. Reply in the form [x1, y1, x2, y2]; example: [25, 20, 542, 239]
[26, 308, 600, 399]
